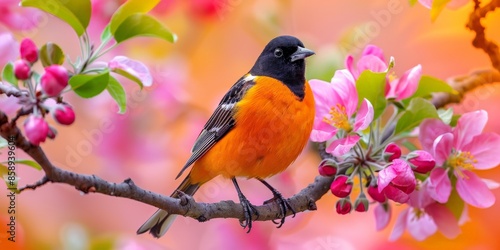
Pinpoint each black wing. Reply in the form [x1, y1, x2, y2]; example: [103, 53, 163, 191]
[175, 74, 256, 179]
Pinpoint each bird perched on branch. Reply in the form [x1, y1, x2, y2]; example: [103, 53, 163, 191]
[137, 35, 315, 238]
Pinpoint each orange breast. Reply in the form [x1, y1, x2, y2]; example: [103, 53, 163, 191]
[190, 76, 315, 184]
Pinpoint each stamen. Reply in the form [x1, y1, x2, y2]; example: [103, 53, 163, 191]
[447, 150, 477, 178]
[323, 104, 352, 132]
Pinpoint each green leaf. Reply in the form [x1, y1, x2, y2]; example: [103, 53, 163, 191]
[14, 159, 42, 170]
[111, 68, 143, 89]
[39, 42, 65, 67]
[109, 0, 161, 34]
[438, 107, 454, 125]
[411, 75, 457, 99]
[446, 176, 465, 220]
[409, 0, 418, 6]
[356, 70, 388, 120]
[450, 114, 461, 127]
[106, 76, 127, 114]
[113, 14, 177, 43]
[100, 24, 112, 43]
[0, 163, 19, 191]
[402, 140, 418, 151]
[69, 71, 110, 98]
[395, 98, 439, 135]
[0, 137, 7, 148]
[2, 63, 18, 87]
[430, 0, 451, 21]
[21, 0, 91, 36]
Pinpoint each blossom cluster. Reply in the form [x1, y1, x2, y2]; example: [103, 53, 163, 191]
[311, 45, 500, 241]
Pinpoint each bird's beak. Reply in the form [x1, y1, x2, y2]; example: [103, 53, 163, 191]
[290, 47, 315, 62]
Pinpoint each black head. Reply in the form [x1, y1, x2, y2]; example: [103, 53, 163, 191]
[249, 35, 314, 99]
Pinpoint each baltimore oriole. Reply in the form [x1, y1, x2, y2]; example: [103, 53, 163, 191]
[137, 35, 315, 238]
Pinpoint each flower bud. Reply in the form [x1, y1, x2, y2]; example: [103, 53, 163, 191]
[318, 159, 337, 177]
[24, 115, 49, 145]
[335, 198, 352, 215]
[13, 59, 31, 80]
[47, 126, 57, 139]
[383, 142, 401, 162]
[53, 104, 75, 125]
[367, 185, 386, 203]
[354, 193, 370, 212]
[407, 150, 435, 174]
[330, 175, 353, 198]
[377, 159, 416, 203]
[20, 38, 38, 63]
[41, 65, 68, 97]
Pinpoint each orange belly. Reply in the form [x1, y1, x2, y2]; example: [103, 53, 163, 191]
[190, 76, 315, 184]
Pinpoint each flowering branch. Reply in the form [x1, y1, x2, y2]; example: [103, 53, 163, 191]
[0, 110, 332, 223]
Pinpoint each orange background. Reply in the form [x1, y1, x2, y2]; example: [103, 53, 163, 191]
[1, 0, 500, 249]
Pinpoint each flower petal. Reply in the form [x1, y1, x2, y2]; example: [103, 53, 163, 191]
[427, 167, 452, 203]
[408, 180, 434, 208]
[378, 165, 398, 192]
[0, 32, 19, 67]
[433, 133, 454, 166]
[481, 178, 500, 189]
[406, 208, 437, 241]
[326, 135, 360, 157]
[419, 118, 452, 153]
[462, 132, 500, 169]
[456, 170, 495, 208]
[353, 98, 374, 132]
[391, 64, 422, 100]
[425, 203, 460, 239]
[331, 69, 357, 116]
[389, 208, 409, 241]
[362, 44, 385, 62]
[453, 110, 488, 149]
[109, 56, 153, 86]
[374, 203, 391, 231]
[345, 55, 357, 78]
[418, 0, 432, 9]
[356, 55, 387, 75]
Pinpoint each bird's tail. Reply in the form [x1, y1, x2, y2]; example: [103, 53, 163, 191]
[136, 174, 200, 238]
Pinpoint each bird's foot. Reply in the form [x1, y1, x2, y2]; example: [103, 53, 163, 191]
[238, 194, 259, 233]
[263, 190, 296, 228]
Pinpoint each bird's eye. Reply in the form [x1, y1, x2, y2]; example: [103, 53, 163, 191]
[274, 48, 283, 58]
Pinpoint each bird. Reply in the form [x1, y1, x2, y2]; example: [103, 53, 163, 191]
[137, 35, 315, 238]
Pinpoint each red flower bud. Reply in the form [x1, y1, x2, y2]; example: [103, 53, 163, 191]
[24, 115, 49, 145]
[330, 175, 353, 198]
[367, 185, 386, 203]
[13, 59, 31, 80]
[41, 65, 68, 97]
[335, 198, 352, 215]
[47, 126, 57, 139]
[318, 159, 337, 176]
[383, 142, 401, 162]
[354, 193, 369, 212]
[20, 38, 38, 63]
[53, 105, 75, 125]
[407, 150, 435, 174]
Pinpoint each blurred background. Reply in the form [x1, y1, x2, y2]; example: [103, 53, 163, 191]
[1, 0, 500, 249]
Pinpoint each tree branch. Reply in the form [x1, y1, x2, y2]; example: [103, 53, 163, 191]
[467, 0, 500, 71]
[0, 110, 332, 223]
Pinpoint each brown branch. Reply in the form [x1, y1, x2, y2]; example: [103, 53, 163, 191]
[0, 83, 29, 98]
[0, 110, 332, 223]
[467, 0, 500, 71]
[432, 69, 500, 108]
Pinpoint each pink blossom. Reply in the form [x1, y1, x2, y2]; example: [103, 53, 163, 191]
[41, 65, 69, 97]
[13, 59, 31, 80]
[20, 38, 38, 63]
[420, 110, 500, 208]
[374, 203, 391, 231]
[384, 142, 401, 162]
[330, 175, 353, 198]
[368, 185, 387, 203]
[0, 32, 18, 68]
[0, 1, 41, 31]
[346, 45, 388, 79]
[386, 64, 422, 100]
[389, 182, 461, 241]
[24, 115, 49, 145]
[407, 150, 436, 174]
[52, 105, 76, 125]
[309, 70, 374, 156]
[109, 56, 153, 87]
[378, 159, 417, 203]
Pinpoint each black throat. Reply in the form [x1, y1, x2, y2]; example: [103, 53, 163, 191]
[250, 60, 306, 100]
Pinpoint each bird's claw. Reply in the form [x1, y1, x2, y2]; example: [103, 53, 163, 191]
[238, 196, 259, 233]
[263, 191, 295, 228]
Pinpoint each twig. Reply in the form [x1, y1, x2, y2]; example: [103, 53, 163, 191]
[18, 176, 49, 192]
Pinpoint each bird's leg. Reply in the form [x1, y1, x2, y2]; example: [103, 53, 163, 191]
[257, 178, 296, 228]
[232, 178, 259, 233]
